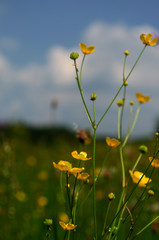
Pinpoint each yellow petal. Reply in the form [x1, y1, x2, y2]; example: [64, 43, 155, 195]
[150, 37, 158, 46]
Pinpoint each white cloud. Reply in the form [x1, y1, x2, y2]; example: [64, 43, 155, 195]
[0, 21, 158, 136]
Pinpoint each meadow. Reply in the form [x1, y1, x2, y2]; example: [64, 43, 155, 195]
[0, 124, 159, 240]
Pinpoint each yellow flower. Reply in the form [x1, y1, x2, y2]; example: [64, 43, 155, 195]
[15, 191, 27, 202]
[37, 196, 48, 207]
[106, 137, 121, 148]
[69, 167, 85, 175]
[59, 221, 77, 230]
[71, 151, 91, 161]
[136, 92, 150, 104]
[77, 172, 90, 180]
[79, 43, 95, 55]
[149, 157, 159, 168]
[129, 170, 151, 187]
[140, 33, 158, 46]
[53, 160, 72, 171]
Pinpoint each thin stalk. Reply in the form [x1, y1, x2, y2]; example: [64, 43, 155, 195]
[66, 173, 72, 219]
[79, 54, 86, 88]
[97, 83, 124, 128]
[131, 153, 143, 172]
[107, 188, 125, 240]
[127, 104, 133, 134]
[120, 147, 126, 187]
[92, 99, 97, 239]
[131, 216, 159, 240]
[101, 201, 111, 237]
[120, 85, 127, 141]
[78, 149, 111, 213]
[122, 105, 141, 148]
[125, 45, 146, 81]
[74, 60, 93, 125]
[117, 107, 121, 140]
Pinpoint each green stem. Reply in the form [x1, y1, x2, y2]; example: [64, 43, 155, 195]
[125, 45, 146, 81]
[132, 216, 159, 239]
[101, 201, 111, 237]
[97, 83, 124, 127]
[120, 148, 126, 187]
[120, 85, 127, 141]
[92, 100, 97, 239]
[131, 153, 143, 172]
[117, 107, 121, 140]
[122, 105, 141, 148]
[78, 149, 111, 213]
[107, 188, 125, 240]
[127, 104, 133, 134]
[74, 60, 93, 125]
[80, 54, 86, 88]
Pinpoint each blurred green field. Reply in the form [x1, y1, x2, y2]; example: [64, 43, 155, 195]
[0, 124, 159, 240]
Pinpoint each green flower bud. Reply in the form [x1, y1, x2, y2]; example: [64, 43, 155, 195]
[90, 93, 97, 101]
[117, 99, 124, 107]
[148, 189, 155, 196]
[130, 101, 134, 105]
[70, 52, 79, 60]
[139, 145, 148, 154]
[43, 219, 53, 226]
[108, 192, 115, 201]
[124, 81, 128, 86]
[124, 50, 129, 55]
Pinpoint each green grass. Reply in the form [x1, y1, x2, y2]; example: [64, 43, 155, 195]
[0, 124, 159, 240]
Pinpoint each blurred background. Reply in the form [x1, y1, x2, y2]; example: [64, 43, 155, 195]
[0, 1, 159, 239]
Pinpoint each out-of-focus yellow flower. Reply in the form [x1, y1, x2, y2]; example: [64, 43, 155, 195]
[136, 92, 150, 104]
[149, 157, 159, 168]
[53, 160, 72, 171]
[59, 213, 69, 223]
[71, 151, 91, 161]
[140, 33, 158, 46]
[106, 137, 121, 148]
[59, 221, 77, 230]
[69, 167, 85, 175]
[37, 171, 48, 180]
[77, 172, 90, 180]
[26, 156, 37, 166]
[15, 191, 27, 202]
[129, 170, 152, 187]
[37, 196, 48, 207]
[79, 43, 95, 55]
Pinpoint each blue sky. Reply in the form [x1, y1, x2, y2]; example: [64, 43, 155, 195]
[0, 0, 159, 137]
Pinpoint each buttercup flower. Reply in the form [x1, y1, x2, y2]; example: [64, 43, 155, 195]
[136, 92, 150, 104]
[59, 221, 77, 230]
[69, 167, 85, 175]
[129, 170, 152, 187]
[77, 172, 90, 180]
[79, 43, 95, 55]
[71, 151, 91, 161]
[106, 137, 121, 148]
[149, 157, 159, 168]
[140, 33, 158, 46]
[53, 160, 72, 171]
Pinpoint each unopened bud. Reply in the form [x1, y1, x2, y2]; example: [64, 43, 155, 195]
[117, 99, 124, 107]
[108, 192, 115, 201]
[130, 101, 134, 105]
[139, 145, 148, 154]
[124, 81, 128, 86]
[90, 93, 97, 101]
[124, 50, 129, 55]
[70, 52, 79, 60]
[148, 189, 155, 196]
